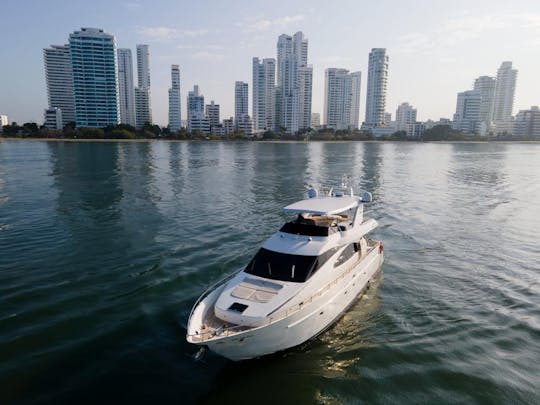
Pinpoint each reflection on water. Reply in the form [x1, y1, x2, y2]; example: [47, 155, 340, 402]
[0, 140, 539, 404]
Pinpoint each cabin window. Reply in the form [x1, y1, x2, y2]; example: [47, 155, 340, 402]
[334, 244, 357, 267]
[280, 221, 331, 237]
[245, 247, 340, 282]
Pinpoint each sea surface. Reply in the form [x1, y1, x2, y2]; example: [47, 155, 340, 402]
[0, 140, 539, 404]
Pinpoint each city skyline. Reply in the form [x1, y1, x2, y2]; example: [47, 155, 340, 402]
[1, 0, 540, 125]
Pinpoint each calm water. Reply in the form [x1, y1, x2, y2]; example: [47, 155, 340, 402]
[1, 140, 539, 404]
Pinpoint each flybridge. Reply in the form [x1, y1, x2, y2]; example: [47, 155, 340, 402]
[283, 185, 372, 216]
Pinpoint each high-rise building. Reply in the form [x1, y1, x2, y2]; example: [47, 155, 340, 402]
[384, 112, 392, 126]
[350, 71, 362, 129]
[43, 107, 63, 130]
[43, 44, 75, 127]
[252, 57, 276, 132]
[324, 68, 353, 130]
[310, 113, 321, 130]
[205, 101, 220, 128]
[453, 90, 481, 135]
[117, 48, 136, 127]
[168, 64, 181, 132]
[473, 76, 496, 131]
[395, 102, 417, 134]
[136, 44, 150, 88]
[364, 48, 389, 128]
[0, 115, 8, 128]
[513, 106, 540, 139]
[135, 44, 152, 128]
[69, 28, 119, 128]
[235, 81, 252, 136]
[187, 85, 209, 133]
[493, 61, 517, 134]
[275, 31, 312, 133]
[235, 81, 249, 122]
[298, 65, 313, 130]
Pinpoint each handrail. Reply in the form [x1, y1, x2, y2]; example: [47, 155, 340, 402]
[188, 268, 243, 321]
[188, 242, 381, 342]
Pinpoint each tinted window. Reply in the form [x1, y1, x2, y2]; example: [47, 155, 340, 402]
[334, 244, 357, 267]
[280, 221, 330, 237]
[245, 248, 318, 282]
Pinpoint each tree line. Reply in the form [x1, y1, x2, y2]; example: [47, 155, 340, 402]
[1, 122, 518, 142]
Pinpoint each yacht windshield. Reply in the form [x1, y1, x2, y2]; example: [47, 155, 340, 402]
[244, 248, 318, 282]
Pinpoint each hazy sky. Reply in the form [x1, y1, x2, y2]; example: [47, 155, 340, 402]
[1, 0, 540, 126]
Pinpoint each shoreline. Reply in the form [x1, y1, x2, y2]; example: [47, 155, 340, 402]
[2, 137, 540, 144]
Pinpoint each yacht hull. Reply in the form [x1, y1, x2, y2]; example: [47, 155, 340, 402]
[189, 247, 383, 361]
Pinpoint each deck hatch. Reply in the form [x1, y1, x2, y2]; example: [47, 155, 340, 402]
[228, 302, 249, 313]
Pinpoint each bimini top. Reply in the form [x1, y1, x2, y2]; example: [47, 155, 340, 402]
[283, 195, 360, 216]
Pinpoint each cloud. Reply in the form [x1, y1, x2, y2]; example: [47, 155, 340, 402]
[238, 14, 305, 33]
[137, 27, 210, 41]
[395, 12, 540, 55]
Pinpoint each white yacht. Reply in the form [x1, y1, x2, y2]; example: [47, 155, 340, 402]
[186, 185, 384, 361]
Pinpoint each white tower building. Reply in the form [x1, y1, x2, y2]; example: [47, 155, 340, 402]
[324, 68, 362, 130]
[473, 75, 496, 133]
[350, 71, 362, 129]
[395, 102, 417, 134]
[43, 44, 75, 126]
[324, 68, 353, 130]
[117, 48, 136, 127]
[135, 44, 152, 128]
[168, 64, 181, 132]
[364, 48, 389, 128]
[493, 61, 517, 134]
[275, 31, 312, 133]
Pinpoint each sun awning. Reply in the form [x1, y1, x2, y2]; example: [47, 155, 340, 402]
[283, 196, 359, 215]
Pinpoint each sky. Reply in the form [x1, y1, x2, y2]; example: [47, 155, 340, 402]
[1, 0, 540, 126]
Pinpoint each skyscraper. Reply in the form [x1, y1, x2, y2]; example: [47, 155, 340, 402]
[43, 44, 75, 126]
[168, 65, 181, 132]
[350, 71, 362, 129]
[473, 75, 496, 133]
[275, 31, 312, 133]
[117, 48, 136, 127]
[69, 28, 119, 128]
[187, 85, 209, 133]
[252, 57, 276, 132]
[135, 44, 152, 128]
[324, 68, 353, 130]
[453, 90, 481, 135]
[298, 65, 313, 130]
[493, 61, 517, 134]
[323, 68, 361, 130]
[235, 81, 252, 136]
[364, 48, 389, 128]
[276, 34, 295, 133]
[295, 31, 312, 131]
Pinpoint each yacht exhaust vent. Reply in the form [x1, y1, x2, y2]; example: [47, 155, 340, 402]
[228, 302, 248, 313]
